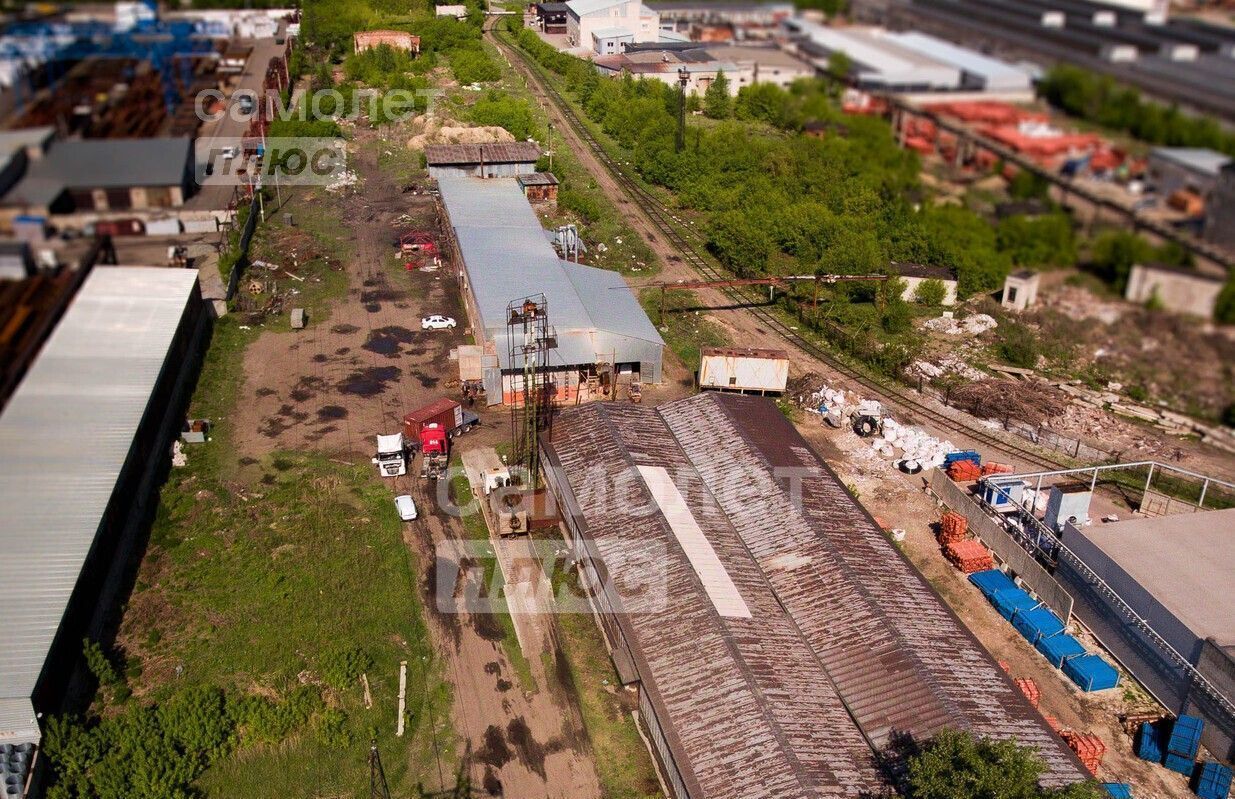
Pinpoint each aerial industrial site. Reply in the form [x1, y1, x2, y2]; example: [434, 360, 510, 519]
[0, 0, 1233, 798]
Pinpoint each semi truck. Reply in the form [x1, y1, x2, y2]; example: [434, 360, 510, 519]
[403, 398, 479, 479]
[372, 432, 408, 477]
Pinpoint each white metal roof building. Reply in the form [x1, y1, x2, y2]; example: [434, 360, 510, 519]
[785, 20, 961, 90]
[438, 177, 663, 404]
[884, 31, 1033, 91]
[0, 267, 204, 745]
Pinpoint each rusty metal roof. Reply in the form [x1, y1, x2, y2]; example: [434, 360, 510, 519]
[425, 141, 541, 166]
[541, 393, 1088, 795]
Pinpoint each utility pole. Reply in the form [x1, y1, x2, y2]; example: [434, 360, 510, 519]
[369, 739, 392, 799]
[675, 66, 688, 153]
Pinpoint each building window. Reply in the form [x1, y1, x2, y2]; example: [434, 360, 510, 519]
[729, 376, 737, 386]
[1007, 287, 1018, 303]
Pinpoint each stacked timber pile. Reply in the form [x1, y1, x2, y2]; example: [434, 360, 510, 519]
[948, 460, 983, 481]
[1015, 677, 1040, 708]
[1061, 730, 1107, 776]
[944, 539, 994, 573]
[938, 512, 968, 544]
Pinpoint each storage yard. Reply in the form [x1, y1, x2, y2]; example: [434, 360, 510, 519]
[0, 0, 1233, 798]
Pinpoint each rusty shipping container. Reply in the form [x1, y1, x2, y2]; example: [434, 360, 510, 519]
[698, 346, 789, 394]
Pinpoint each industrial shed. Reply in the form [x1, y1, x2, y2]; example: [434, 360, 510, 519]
[785, 20, 961, 91]
[541, 393, 1087, 798]
[1060, 510, 1235, 762]
[438, 177, 663, 405]
[425, 142, 541, 179]
[0, 267, 206, 747]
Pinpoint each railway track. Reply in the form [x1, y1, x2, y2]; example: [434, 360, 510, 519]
[487, 22, 1072, 472]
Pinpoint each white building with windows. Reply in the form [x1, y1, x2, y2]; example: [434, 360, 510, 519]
[566, 0, 660, 51]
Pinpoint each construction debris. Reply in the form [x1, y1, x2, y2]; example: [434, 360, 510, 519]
[922, 313, 998, 336]
[951, 379, 1069, 426]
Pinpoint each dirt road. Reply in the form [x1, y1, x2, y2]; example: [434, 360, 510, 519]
[230, 128, 603, 798]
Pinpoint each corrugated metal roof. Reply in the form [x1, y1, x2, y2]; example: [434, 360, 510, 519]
[566, 0, 629, 16]
[0, 267, 199, 725]
[0, 698, 38, 744]
[438, 177, 663, 369]
[1150, 146, 1232, 177]
[885, 31, 1032, 90]
[542, 394, 1089, 791]
[543, 401, 886, 798]
[425, 142, 541, 166]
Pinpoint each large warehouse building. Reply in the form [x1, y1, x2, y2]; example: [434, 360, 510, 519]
[1061, 509, 1235, 762]
[0, 268, 206, 753]
[438, 177, 664, 405]
[541, 393, 1086, 798]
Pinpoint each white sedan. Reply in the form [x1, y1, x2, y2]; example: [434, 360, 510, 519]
[394, 494, 418, 521]
[421, 315, 457, 331]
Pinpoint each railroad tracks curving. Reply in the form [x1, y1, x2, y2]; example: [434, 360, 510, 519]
[487, 23, 1071, 472]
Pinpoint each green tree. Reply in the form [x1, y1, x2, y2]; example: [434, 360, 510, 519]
[1088, 230, 1155, 292]
[82, 639, 119, 688]
[914, 278, 948, 307]
[907, 729, 1104, 799]
[1215, 276, 1235, 325]
[827, 50, 852, 82]
[998, 323, 1041, 369]
[703, 71, 731, 120]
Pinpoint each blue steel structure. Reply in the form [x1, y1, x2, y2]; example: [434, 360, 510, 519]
[0, 6, 221, 116]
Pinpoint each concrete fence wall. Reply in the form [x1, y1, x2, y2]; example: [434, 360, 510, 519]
[929, 470, 1075, 623]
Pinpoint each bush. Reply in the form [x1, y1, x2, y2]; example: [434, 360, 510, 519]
[914, 278, 947, 307]
[881, 300, 912, 333]
[998, 323, 1040, 369]
[470, 91, 537, 140]
[82, 639, 120, 688]
[319, 646, 373, 691]
[907, 728, 1104, 799]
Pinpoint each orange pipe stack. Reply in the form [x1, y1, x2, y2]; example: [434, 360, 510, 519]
[1015, 677, 1040, 708]
[938, 512, 968, 544]
[1061, 730, 1107, 776]
[944, 539, 994, 573]
[982, 462, 1014, 475]
[948, 460, 983, 481]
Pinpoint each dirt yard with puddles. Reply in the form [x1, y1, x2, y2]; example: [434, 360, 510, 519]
[230, 129, 605, 798]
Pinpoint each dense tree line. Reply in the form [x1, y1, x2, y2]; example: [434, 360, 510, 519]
[1038, 64, 1235, 156]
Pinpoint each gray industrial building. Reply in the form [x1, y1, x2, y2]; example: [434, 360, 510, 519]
[438, 177, 663, 405]
[1147, 147, 1232, 196]
[541, 393, 1086, 798]
[1061, 509, 1235, 762]
[0, 267, 206, 752]
[425, 142, 541, 180]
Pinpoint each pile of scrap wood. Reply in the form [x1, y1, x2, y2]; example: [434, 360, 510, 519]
[951, 379, 1069, 426]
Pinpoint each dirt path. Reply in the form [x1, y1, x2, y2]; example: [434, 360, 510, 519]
[230, 129, 603, 798]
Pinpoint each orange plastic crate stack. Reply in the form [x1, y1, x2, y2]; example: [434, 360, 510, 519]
[944, 539, 994, 573]
[1014, 677, 1040, 708]
[1061, 730, 1106, 776]
[982, 462, 1014, 475]
[938, 512, 968, 544]
[948, 460, 983, 481]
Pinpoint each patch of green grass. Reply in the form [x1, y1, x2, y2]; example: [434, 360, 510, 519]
[640, 288, 729, 369]
[547, 563, 663, 799]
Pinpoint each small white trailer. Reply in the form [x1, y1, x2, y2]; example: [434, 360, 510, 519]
[698, 347, 789, 395]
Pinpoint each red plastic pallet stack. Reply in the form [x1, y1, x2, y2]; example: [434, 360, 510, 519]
[1015, 677, 1040, 708]
[944, 539, 994, 573]
[998, 660, 1011, 673]
[982, 462, 1014, 476]
[1061, 730, 1107, 776]
[948, 460, 983, 481]
[1044, 715, 1061, 733]
[938, 512, 968, 544]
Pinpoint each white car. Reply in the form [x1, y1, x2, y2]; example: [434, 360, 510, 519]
[220, 146, 239, 160]
[421, 315, 457, 330]
[394, 494, 418, 521]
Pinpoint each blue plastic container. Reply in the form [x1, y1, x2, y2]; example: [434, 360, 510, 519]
[1101, 783, 1132, 799]
[1013, 606, 1066, 644]
[1063, 653, 1120, 691]
[969, 568, 1016, 598]
[992, 588, 1038, 621]
[944, 450, 981, 466]
[1168, 715, 1205, 759]
[1165, 752, 1196, 778]
[1136, 721, 1164, 763]
[1036, 633, 1088, 668]
[1192, 761, 1232, 799]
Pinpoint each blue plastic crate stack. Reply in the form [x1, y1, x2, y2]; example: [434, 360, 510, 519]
[1101, 783, 1132, 799]
[1193, 761, 1232, 799]
[1136, 714, 1224, 791]
[967, 569, 1119, 691]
